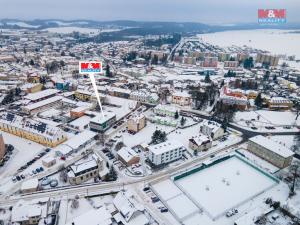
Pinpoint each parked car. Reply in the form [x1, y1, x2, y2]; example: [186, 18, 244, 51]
[160, 208, 168, 213]
[143, 187, 150, 192]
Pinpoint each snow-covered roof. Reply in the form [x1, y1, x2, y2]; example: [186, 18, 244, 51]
[71, 105, 90, 113]
[118, 147, 139, 163]
[69, 115, 91, 128]
[69, 158, 98, 177]
[269, 97, 293, 104]
[0, 112, 66, 140]
[172, 91, 191, 98]
[24, 89, 59, 101]
[54, 144, 73, 156]
[154, 104, 178, 113]
[148, 140, 185, 155]
[23, 96, 62, 111]
[64, 130, 97, 150]
[201, 120, 222, 133]
[113, 190, 145, 222]
[90, 112, 116, 125]
[249, 135, 294, 158]
[66, 207, 112, 225]
[21, 178, 39, 191]
[12, 201, 43, 222]
[189, 135, 211, 146]
[128, 114, 145, 124]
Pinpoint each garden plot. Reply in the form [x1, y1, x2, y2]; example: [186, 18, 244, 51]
[175, 156, 278, 220]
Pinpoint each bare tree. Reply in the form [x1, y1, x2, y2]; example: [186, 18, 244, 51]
[289, 161, 300, 195]
[115, 141, 124, 151]
[71, 199, 79, 209]
[59, 170, 68, 183]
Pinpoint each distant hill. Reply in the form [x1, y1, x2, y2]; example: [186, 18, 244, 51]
[1, 19, 300, 41]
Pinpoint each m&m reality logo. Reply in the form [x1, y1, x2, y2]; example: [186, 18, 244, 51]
[79, 61, 102, 74]
[258, 9, 286, 24]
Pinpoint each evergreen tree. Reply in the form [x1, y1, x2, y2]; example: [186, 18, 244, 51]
[180, 116, 186, 126]
[105, 64, 111, 77]
[204, 73, 211, 83]
[255, 93, 263, 108]
[264, 71, 270, 81]
[174, 111, 179, 119]
[243, 57, 254, 69]
[29, 59, 34, 66]
[151, 55, 159, 65]
[108, 166, 117, 181]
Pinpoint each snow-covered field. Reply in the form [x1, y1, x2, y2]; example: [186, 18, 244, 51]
[43, 27, 120, 35]
[175, 156, 277, 219]
[198, 29, 300, 58]
[234, 110, 300, 133]
[6, 22, 39, 28]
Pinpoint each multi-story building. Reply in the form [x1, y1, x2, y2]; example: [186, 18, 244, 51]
[189, 135, 212, 152]
[220, 86, 248, 110]
[248, 135, 294, 168]
[200, 120, 224, 140]
[224, 61, 239, 69]
[0, 113, 67, 147]
[148, 140, 185, 166]
[108, 87, 131, 99]
[256, 53, 279, 67]
[11, 197, 52, 225]
[67, 154, 104, 185]
[130, 90, 149, 103]
[268, 97, 293, 110]
[236, 53, 249, 62]
[89, 112, 116, 133]
[183, 56, 196, 65]
[172, 91, 191, 106]
[74, 89, 93, 101]
[218, 52, 230, 62]
[203, 57, 218, 68]
[150, 116, 177, 127]
[127, 114, 146, 133]
[21, 83, 43, 94]
[153, 104, 178, 117]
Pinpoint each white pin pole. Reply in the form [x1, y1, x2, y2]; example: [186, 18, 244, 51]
[90, 73, 105, 119]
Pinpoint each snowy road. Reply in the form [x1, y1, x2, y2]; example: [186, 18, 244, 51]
[0, 137, 243, 206]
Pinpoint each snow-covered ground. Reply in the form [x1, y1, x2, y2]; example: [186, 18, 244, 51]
[233, 110, 300, 133]
[0, 131, 44, 178]
[6, 22, 39, 28]
[269, 135, 296, 150]
[43, 27, 120, 35]
[198, 29, 300, 58]
[175, 156, 277, 219]
[235, 110, 299, 126]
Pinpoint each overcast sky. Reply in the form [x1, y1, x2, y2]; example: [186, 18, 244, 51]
[0, 0, 299, 24]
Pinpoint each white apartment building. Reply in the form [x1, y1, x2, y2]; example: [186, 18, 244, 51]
[200, 120, 224, 140]
[148, 140, 185, 166]
[130, 90, 149, 103]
